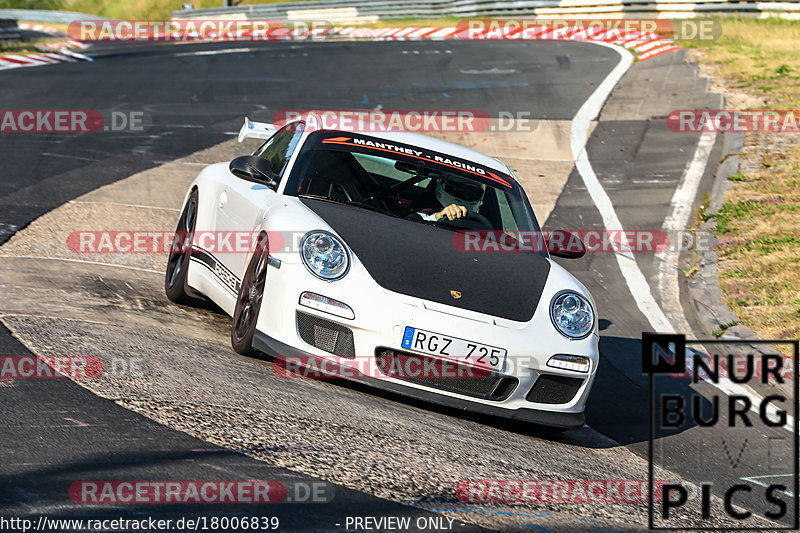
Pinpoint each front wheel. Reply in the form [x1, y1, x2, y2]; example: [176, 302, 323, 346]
[165, 189, 204, 306]
[231, 232, 269, 356]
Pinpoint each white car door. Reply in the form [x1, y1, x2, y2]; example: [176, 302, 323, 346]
[214, 121, 306, 285]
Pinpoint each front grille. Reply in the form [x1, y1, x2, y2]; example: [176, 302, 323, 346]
[375, 348, 518, 401]
[526, 374, 584, 404]
[296, 311, 355, 359]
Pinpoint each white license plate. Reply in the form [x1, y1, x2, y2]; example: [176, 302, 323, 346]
[400, 326, 506, 370]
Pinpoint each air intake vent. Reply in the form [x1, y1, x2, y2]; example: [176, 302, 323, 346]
[526, 374, 583, 404]
[296, 311, 355, 359]
[375, 348, 517, 401]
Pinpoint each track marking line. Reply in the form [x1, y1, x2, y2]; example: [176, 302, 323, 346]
[151, 159, 213, 165]
[0, 256, 162, 274]
[655, 127, 718, 334]
[70, 200, 181, 212]
[40, 152, 99, 162]
[571, 43, 795, 435]
[653, 96, 795, 434]
[0, 313, 118, 327]
[570, 42, 674, 333]
[174, 47, 258, 57]
[740, 474, 795, 497]
[63, 417, 90, 427]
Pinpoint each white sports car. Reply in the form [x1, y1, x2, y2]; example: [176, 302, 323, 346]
[165, 114, 599, 428]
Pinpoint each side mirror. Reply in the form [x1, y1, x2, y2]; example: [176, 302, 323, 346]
[546, 230, 586, 259]
[229, 155, 278, 189]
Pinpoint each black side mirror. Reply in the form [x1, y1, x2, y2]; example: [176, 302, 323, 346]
[229, 155, 278, 189]
[546, 230, 586, 259]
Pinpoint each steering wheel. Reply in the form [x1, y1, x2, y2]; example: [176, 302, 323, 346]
[363, 172, 431, 205]
[440, 210, 492, 230]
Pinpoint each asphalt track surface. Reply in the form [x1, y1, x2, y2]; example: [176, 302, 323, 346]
[0, 39, 794, 531]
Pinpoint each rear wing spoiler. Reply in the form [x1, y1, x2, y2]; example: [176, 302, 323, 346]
[237, 117, 277, 143]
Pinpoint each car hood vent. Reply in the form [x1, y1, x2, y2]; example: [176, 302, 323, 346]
[300, 198, 550, 322]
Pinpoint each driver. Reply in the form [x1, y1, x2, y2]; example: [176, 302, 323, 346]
[418, 175, 486, 222]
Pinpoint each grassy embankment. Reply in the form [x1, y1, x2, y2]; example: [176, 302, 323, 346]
[679, 17, 800, 343]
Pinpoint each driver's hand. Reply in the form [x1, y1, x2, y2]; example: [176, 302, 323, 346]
[435, 204, 468, 221]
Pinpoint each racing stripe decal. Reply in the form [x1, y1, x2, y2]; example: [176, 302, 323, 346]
[190, 247, 241, 294]
[320, 138, 512, 188]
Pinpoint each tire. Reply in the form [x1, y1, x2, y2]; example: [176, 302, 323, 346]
[165, 189, 204, 306]
[231, 232, 269, 356]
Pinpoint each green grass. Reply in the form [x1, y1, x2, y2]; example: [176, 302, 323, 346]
[685, 17, 800, 348]
[678, 16, 800, 109]
[0, 38, 62, 53]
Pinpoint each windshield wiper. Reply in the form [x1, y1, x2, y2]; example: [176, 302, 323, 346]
[409, 217, 461, 231]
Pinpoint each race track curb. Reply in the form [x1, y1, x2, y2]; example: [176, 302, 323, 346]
[334, 25, 680, 61]
[1, 21, 680, 72]
[0, 39, 90, 70]
[686, 130, 742, 339]
[685, 129, 789, 349]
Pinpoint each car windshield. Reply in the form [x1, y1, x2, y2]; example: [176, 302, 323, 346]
[283, 131, 540, 233]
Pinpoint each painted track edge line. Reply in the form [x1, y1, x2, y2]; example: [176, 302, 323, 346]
[569, 40, 675, 334]
[569, 43, 792, 433]
[0, 255, 162, 274]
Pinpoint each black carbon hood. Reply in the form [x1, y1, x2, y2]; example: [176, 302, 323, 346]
[301, 198, 551, 322]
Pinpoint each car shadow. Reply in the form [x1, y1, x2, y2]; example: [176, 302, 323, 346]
[586, 334, 705, 446]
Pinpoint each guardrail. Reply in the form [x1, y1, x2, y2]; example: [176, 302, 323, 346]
[173, 0, 800, 21]
[0, 18, 21, 43]
[0, 9, 105, 24]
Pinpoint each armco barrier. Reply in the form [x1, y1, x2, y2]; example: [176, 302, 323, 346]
[0, 9, 104, 24]
[0, 18, 20, 43]
[0, 18, 91, 71]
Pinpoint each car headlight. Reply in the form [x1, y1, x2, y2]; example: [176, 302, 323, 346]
[550, 291, 594, 339]
[300, 231, 349, 280]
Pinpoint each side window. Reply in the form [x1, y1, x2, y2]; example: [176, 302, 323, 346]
[255, 121, 305, 179]
[495, 189, 519, 231]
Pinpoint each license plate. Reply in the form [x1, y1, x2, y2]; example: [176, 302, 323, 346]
[401, 326, 506, 370]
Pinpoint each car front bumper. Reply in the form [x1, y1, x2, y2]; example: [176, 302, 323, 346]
[254, 330, 588, 428]
[254, 259, 598, 428]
